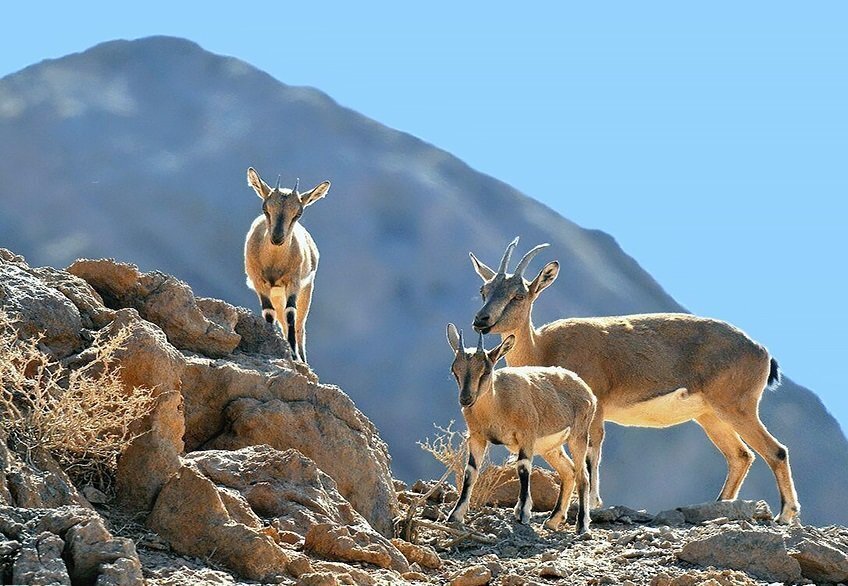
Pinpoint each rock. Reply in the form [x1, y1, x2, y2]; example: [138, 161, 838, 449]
[678, 530, 802, 582]
[0, 255, 84, 358]
[190, 356, 397, 536]
[482, 465, 560, 511]
[65, 517, 142, 585]
[305, 523, 409, 572]
[449, 564, 492, 586]
[653, 509, 686, 527]
[147, 461, 290, 582]
[677, 500, 771, 524]
[786, 527, 848, 583]
[80, 309, 186, 511]
[82, 486, 109, 505]
[390, 538, 442, 569]
[402, 570, 429, 582]
[232, 306, 289, 356]
[539, 561, 568, 578]
[586, 505, 653, 524]
[1, 442, 90, 510]
[12, 531, 70, 585]
[69, 259, 241, 357]
[297, 572, 340, 586]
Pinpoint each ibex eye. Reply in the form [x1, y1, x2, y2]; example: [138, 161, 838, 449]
[515, 293, 526, 301]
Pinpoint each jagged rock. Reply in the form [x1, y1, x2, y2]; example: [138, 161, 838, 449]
[69, 258, 241, 357]
[677, 500, 771, 524]
[449, 564, 492, 586]
[0, 441, 89, 510]
[65, 517, 143, 585]
[539, 561, 568, 578]
[81, 486, 109, 505]
[189, 356, 397, 536]
[232, 305, 289, 356]
[182, 447, 406, 573]
[78, 309, 187, 511]
[147, 460, 290, 582]
[678, 530, 802, 582]
[588, 505, 654, 524]
[482, 465, 560, 511]
[305, 523, 409, 572]
[13, 531, 70, 585]
[786, 526, 848, 583]
[390, 538, 442, 569]
[0, 253, 84, 358]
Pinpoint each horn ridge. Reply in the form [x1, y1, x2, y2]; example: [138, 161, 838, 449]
[292, 177, 300, 194]
[498, 237, 520, 274]
[477, 331, 485, 353]
[275, 175, 281, 190]
[514, 243, 551, 277]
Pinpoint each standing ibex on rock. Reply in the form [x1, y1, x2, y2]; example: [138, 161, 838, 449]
[467, 238, 800, 524]
[445, 324, 596, 534]
[244, 167, 330, 363]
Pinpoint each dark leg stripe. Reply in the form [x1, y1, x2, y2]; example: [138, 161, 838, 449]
[285, 295, 298, 358]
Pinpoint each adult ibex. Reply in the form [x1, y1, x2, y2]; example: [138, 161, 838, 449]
[467, 238, 799, 524]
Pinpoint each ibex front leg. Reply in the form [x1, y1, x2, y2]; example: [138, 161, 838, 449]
[448, 435, 487, 523]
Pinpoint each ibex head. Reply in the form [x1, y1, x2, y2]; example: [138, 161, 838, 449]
[247, 167, 331, 246]
[468, 237, 559, 334]
[446, 324, 514, 407]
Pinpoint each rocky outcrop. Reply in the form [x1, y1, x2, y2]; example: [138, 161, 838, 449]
[679, 530, 802, 582]
[0, 506, 142, 586]
[0, 438, 89, 511]
[149, 446, 407, 579]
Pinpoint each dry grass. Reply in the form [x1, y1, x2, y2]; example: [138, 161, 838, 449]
[418, 421, 509, 508]
[0, 310, 156, 494]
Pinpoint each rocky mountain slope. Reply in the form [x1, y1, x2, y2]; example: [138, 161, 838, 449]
[0, 36, 846, 524]
[1, 250, 845, 585]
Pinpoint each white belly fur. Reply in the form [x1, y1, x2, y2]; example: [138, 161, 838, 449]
[606, 387, 707, 428]
[533, 428, 572, 456]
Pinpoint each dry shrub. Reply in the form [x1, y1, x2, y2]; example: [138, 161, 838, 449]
[0, 310, 156, 494]
[418, 421, 509, 508]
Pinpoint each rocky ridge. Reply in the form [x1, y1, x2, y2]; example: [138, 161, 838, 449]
[1, 249, 846, 585]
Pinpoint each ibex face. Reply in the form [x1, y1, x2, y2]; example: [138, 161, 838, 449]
[469, 238, 560, 334]
[247, 167, 330, 246]
[446, 323, 514, 407]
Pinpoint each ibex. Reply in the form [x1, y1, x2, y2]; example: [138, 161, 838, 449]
[244, 167, 330, 363]
[445, 323, 596, 534]
[467, 238, 799, 524]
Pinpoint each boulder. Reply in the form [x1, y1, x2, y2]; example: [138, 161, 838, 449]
[0, 253, 84, 358]
[676, 500, 772, 524]
[0, 506, 142, 586]
[678, 530, 802, 583]
[786, 526, 848, 583]
[12, 531, 70, 585]
[449, 564, 492, 586]
[147, 460, 290, 582]
[304, 523, 408, 573]
[68, 259, 240, 357]
[390, 538, 442, 569]
[0, 440, 89, 510]
[188, 356, 397, 536]
[185, 447, 406, 572]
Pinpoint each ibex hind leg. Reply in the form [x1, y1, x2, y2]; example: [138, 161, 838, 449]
[284, 294, 301, 361]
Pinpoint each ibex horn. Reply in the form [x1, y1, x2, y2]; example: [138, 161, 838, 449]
[514, 243, 550, 278]
[498, 237, 520, 274]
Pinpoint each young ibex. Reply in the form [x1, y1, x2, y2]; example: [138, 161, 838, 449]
[445, 323, 596, 534]
[244, 167, 330, 363]
[467, 238, 800, 524]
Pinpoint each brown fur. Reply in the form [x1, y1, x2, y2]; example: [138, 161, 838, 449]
[446, 325, 596, 533]
[469, 241, 800, 524]
[244, 167, 330, 363]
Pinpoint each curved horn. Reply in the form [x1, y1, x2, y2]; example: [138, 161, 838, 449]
[514, 243, 550, 277]
[275, 175, 281, 190]
[476, 331, 485, 353]
[498, 237, 520, 274]
[457, 329, 465, 352]
[292, 177, 300, 195]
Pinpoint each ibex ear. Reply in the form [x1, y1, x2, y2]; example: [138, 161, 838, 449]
[446, 323, 461, 353]
[488, 334, 515, 364]
[301, 181, 331, 207]
[469, 252, 496, 281]
[529, 261, 559, 296]
[247, 167, 272, 200]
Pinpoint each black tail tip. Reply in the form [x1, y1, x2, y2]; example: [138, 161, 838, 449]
[767, 357, 782, 389]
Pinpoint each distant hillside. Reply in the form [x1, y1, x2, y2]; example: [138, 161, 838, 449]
[0, 36, 845, 524]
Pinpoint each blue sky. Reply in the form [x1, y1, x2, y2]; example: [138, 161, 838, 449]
[1, 2, 846, 432]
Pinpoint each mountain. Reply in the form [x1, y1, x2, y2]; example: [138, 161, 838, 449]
[0, 36, 845, 524]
